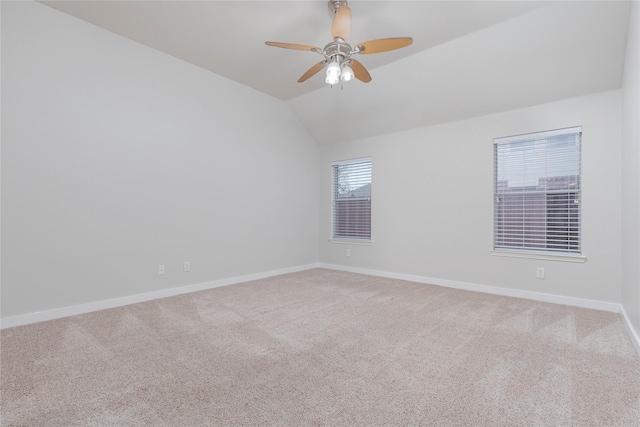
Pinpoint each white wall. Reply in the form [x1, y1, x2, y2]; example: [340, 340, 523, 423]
[622, 1, 640, 335]
[1, 1, 319, 319]
[320, 90, 622, 304]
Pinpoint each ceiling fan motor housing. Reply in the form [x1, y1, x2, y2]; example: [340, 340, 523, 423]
[323, 39, 352, 65]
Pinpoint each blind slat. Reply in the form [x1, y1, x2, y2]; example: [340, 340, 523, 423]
[494, 128, 582, 254]
[332, 158, 372, 240]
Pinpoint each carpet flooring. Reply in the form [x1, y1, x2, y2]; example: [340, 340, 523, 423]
[1, 268, 639, 426]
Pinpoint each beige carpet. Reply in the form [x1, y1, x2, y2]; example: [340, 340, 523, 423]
[1, 268, 639, 426]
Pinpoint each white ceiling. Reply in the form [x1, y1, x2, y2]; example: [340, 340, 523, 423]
[41, 1, 631, 145]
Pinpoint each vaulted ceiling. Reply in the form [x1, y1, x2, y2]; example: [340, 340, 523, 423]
[41, 1, 631, 145]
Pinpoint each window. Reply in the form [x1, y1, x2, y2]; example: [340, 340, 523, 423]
[332, 157, 372, 241]
[494, 127, 582, 255]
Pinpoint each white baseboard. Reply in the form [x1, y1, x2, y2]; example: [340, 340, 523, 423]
[4, 261, 640, 357]
[620, 304, 640, 357]
[0, 263, 320, 329]
[319, 263, 621, 312]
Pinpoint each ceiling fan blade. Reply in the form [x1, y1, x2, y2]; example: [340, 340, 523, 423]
[298, 60, 328, 83]
[350, 59, 371, 83]
[356, 37, 413, 54]
[331, 4, 351, 42]
[265, 41, 321, 52]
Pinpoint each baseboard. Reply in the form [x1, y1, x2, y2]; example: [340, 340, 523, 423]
[5, 261, 639, 357]
[0, 263, 320, 329]
[620, 304, 640, 357]
[319, 263, 622, 313]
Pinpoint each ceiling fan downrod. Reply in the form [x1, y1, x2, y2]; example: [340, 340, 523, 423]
[328, 0, 348, 17]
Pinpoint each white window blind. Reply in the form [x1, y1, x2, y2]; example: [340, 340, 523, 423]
[494, 127, 582, 254]
[332, 157, 372, 240]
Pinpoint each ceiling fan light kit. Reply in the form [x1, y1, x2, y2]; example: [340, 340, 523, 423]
[341, 65, 354, 82]
[265, 1, 413, 86]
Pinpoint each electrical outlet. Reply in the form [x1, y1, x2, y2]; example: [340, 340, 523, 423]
[346, 249, 351, 257]
[158, 264, 165, 275]
[184, 261, 191, 272]
[536, 267, 545, 279]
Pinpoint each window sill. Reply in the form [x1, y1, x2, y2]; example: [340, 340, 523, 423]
[329, 239, 373, 246]
[490, 250, 586, 263]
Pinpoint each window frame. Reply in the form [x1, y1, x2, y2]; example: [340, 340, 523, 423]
[330, 157, 372, 244]
[492, 127, 585, 262]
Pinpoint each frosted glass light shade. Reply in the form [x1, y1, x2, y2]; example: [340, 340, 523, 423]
[326, 61, 341, 77]
[341, 65, 354, 82]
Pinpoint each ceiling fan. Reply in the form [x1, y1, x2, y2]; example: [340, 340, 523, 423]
[265, 0, 413, 85]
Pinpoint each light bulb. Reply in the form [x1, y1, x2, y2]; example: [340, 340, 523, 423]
[326, 73, 339, 85]
[341, 65, 354, 82]
[326, 61, 341, 77]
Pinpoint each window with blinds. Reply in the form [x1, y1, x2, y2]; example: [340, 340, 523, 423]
[494, 127, 582, 254]
[332, 157, 372, 240]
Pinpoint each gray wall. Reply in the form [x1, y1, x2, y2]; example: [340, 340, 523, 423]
[1, 2, 319, 318]
[2, 0, 639, 341]
[319, 91, 623, 304]
[622, 1, 640, 337]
